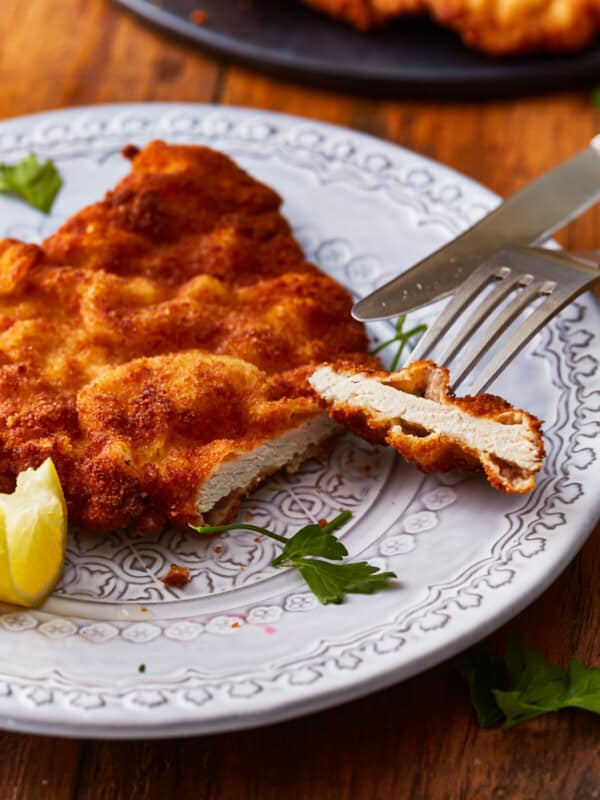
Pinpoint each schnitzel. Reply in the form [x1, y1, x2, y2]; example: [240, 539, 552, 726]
[0, 142, 368, 533]
[0, 141, 546, 535]
[301, 0, 425, 30]
[430, 0, 600, 54]
[301, 0, 600, 55]
[310, 361, 544, 493]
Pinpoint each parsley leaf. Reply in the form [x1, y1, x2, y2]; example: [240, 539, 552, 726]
[592, 87, 600, 108]
[453, 645, 505, 727]
[455, 639, 600, 729]
[0, 154, 63, 213]
[493, 640, 568, 727]
[370, 314, 428, 370]
[296, 559, 395, 604]
[191, 510, 396, 605]
[272, 510, 351, 565]
[565, 657, 600, 714]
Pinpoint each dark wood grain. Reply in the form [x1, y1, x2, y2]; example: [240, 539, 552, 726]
[0, 2, 598, 798]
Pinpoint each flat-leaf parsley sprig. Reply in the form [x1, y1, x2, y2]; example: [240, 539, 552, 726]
[191, 510, 396, 605]
[0, 154, 63, 213]
[370, 314, 428, 371]
[455, 638, 600, 729]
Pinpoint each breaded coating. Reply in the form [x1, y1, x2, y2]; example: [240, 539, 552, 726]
[301, 0, 425, 29]
[0, 142, 368, 533]
[301, 0, 600, 55]
[432, 0, 600, 55]
[309, 361, 545, 493]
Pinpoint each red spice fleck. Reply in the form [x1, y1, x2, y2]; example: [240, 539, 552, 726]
[212, 545, 222, 554]
[318, 518, 327, 528]
[264, 626, 277, 635]
[243, 512, 252, 522]
[253, 536, 262, 542]
[189, 9, 207, 24]
[231, 621, 240, 629]
[140, 607, 149, 613]
[162, 564, 191, 587]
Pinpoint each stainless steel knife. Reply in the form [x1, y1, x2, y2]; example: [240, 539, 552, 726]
[353, 138, 600, 321]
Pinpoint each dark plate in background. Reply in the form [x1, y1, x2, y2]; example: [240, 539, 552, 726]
[115, 0, 600, 97]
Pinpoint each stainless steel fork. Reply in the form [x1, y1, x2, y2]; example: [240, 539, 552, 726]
[408, 246, 600, 395]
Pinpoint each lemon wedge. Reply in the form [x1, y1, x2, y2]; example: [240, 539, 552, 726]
[0, 458, 67, 607]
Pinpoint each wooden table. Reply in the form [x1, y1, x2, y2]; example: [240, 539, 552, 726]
[0, 2, 599, 797]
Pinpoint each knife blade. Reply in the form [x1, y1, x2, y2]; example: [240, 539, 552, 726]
[353, 139, 600, 321]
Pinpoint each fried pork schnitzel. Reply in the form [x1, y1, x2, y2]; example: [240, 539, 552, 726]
[0, 141, 546, 534]
[0, 142, 368, 533]
[301, 0, 425, 29]
[310, 361, 544, 493]
[301, 0, 600, 55]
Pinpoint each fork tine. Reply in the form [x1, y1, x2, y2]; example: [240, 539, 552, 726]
[468, 286, 578, 394]
[405, 246, 598, 395]
[451, 280, 551, 391]
[436, 273, 526, 367]
[409, 264, 501, 362]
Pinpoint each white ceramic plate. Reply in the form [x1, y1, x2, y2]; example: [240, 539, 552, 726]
[0, 104, 598, 739]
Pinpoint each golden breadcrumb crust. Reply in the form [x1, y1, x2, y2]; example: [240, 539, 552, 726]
[301, 0, 600, 55]
[302, 0, 425, 29]
[311, 360, 545, 493]
[0, 142, 368, 532]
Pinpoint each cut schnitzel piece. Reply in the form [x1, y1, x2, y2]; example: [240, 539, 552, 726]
[300, 0, 600, 54]
[309, 361, 544, 493]
[75, 352, 340, 531]
[0, 142, 368, 533]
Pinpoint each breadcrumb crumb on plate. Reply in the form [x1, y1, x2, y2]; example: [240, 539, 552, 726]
[161, 564, 191, 587]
